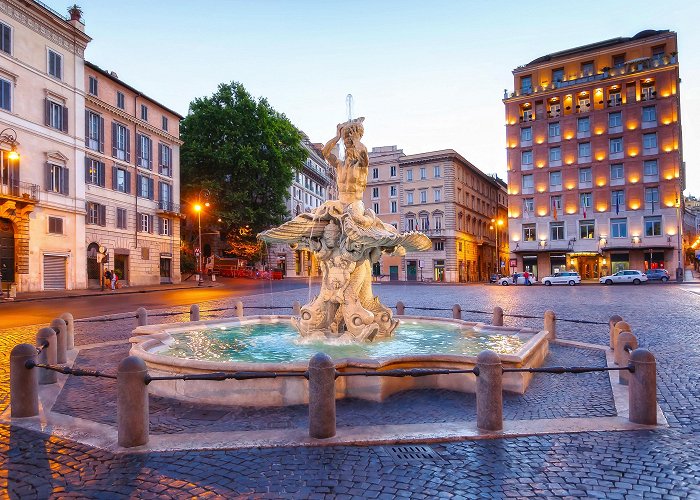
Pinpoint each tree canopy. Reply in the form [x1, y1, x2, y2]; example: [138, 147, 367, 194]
[180, 82, 306, 254]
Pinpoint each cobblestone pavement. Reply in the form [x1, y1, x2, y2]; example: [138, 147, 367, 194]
[1, 283, 700, 498]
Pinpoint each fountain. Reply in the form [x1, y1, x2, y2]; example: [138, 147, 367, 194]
[129, 116, 550, 407]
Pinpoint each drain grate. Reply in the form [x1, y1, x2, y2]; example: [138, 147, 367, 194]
[383, 445, 443, 463]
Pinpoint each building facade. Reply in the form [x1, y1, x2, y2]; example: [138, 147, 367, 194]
[83, 62, 183, 287]
[504, 30, 684, 280]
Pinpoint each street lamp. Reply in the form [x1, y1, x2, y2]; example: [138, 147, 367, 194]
[490, 218, 504, 274]
[193, 190, 211, 285]
[0, 128, 19, 160]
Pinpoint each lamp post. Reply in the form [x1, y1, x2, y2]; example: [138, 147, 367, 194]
[490, 218, 504, 274]
[676, 195, 684, 282]
[193, 189, 211, 285]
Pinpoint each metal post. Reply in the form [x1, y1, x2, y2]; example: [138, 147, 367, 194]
[616, 331, 638, 386]
[308, 352, 336, 439]
[10, 343, 39, 418]
[198, 209, 203, 286]
[544, 310, 556, 340]
[628, 349, 657, 425]
[136, 307, 148, 326]
[452, 304, 462, 320]
[608, 314, 623, 350]
[117, 356, 150, 448]
[50, 318, 68, 364]
[190, 304, 200, 322]
[36, 327, 57, 385]
[492, 306, 503, 326]
[60, 312, 75, 350]
[235, 301, 244, 318]
[396, 301, 405, 315]
[476, 350, 503, 431]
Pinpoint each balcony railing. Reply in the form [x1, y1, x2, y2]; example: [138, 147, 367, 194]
[0, 181, 39, 202]
[157, 201, 180, 213]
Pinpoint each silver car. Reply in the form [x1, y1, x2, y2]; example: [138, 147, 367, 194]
[542, 271, 581, 286]
[599, 270, 648, 285]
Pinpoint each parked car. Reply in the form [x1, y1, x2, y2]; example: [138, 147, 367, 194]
[645, 268, 670, 282]
[542, 271, 581, 286]
[497, 274, 536, 286]
[599, 270, 648, 285]
[489, 273, 503, 283]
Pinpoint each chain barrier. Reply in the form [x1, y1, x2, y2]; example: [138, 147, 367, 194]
[404, 305, 607, 325]
[24, 360, 117, 379]
[35, 341, 48, 354]
[146, 370, 308, 383]
[503, 365, 633, 374]
[335, 367, 479, 378]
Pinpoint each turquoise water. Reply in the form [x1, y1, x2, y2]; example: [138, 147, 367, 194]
[160, 320, 526, 363]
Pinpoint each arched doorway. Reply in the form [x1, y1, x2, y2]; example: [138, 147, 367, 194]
[0, 218, 14, 291]
[87, 242, 100, 288]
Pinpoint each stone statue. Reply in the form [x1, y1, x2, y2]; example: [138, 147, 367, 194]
[258, 118, 431, 342]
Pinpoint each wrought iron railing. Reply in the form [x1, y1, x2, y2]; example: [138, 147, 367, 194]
[0, 181, 39, 201]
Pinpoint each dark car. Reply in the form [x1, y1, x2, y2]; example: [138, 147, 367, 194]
[489, 273, 503, 283]
[645, 269, 670, 282]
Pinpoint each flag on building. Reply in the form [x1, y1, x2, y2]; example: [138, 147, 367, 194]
[583, 204, 587, 219]
[651, 197, 655, 214]
[552, 198, 558, 221]
[615, 196, 619, 215]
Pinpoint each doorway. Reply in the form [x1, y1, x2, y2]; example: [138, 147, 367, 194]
[160, 256, 172, 284]
[87, 242, 100, 288]
[115, 254, 128, 285]
[406, 260, 417, 281]
[0, 218, 14, 291]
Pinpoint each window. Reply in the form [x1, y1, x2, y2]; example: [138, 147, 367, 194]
[405, 216, 415, 231]
[579, 220, 595, 239]
[139, 213, 153, 233]
[434, 241, 444, 251]
[609, 137, 623, 154]
[549, 122, 560, 138]
[581, 61, 594, 76]
[579, 167, 592, 183]
[434, 166, 441, 178]
[45, 99, 67, 132]
[643, 133, 657, 151]
[612, 190, 625, 211]
[580, 192, 592, 208]
[434, 188, 441, 202]
[609, 91, 622, 107]
[372, 167, 379, 179]
[522, 174, 534, 191]
[549, 171, 562, 188]
[86, 202, 106, 226]
[645, 187, 659, 205]
[162, 116, 168, 131]
[373, 202, 379, 214]
[642, 106, 656, 123]
[137, 134, 152, 169]
[113, 166, 130, 193]
[523, 198, 534, 213]
[578, 142, 591, 159]
[520, 75, 532, 92]
[390, 200, 397, 213]
[549, 147, 561, 162]
[372, 187, 379, 198]
[521, 150, 533, 166]
[434, 214, 443, 230]
[88, 76, 98, 96]
[0, 22, 11, 55]
[138, 175, 154, 199]
[644, 216, 662, 237]
[552, 68, 564, 83]
[0, 77, 11, 111]
[419, 190, 427, 204]
[159, 182, 172, 211]
[521, 127, 532, 142]
[390, 166, 397, 177]
[420, 167, 426, 180]
[117, 208, 127, 229]
[577, 117, 590, 133]
[610, 163, 624, 180]
[406, 191, 414, 205]
[611, 218, 627, 238]
[390, 185, 397, 197]
[158, 144, 172, 176]
[46, 164, 68, 195]
[419, 214, 429, 231]
[612, 54, 625, 68]
[85, 110, 104, 152]
[641, 85, 655, 101]
[116, 91, 125, 110]
[112, 123, 130, 161]
[159, 217, 170, 236]
[609, 111, 622, 128]
[48, 216, 63, 234]
[141, 104, 148, 121]
[48, 49, 62, 79]
[643, 160, 658, 176]
[550, 222, 565, 240]
[523, 223, 536, 241]
[85, 158, 105, 187]
[551, 195, 562, 210]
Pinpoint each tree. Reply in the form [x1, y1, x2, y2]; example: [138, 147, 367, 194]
[180, 82, 306, 257]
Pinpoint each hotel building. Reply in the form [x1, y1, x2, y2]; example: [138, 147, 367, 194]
[504, 30, 684, 280]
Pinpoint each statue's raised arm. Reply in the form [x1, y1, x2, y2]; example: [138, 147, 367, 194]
[329, 118, 368, 204]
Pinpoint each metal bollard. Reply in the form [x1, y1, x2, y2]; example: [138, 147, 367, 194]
[544, 310, 556, 340]
[476, 350, 503, 431]
[190, 304, 200, 322]
[10, 343, 39, 418]
[628, 349, 657, 425]
[608, 314, 623, 349]
[292, 301, 301, 315]
[308, 352, 336, 439]
[235, 301, 244, 318]
[492, 306, 503, 326]
[136, 307, 148, 326]
[396, 301, 405, 315]
[612, 321, 631, 353]
[616, 331, 638, 385]
[36, 327, 57, 385]
[117, 356, 150, 448]
[452, 304, 462, 320]
[60, 312, 75, 350]
[50, 318, 68, 364]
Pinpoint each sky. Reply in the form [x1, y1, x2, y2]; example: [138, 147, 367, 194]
[60, 0, 700, 194]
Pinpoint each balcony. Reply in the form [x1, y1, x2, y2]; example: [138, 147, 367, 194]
[0, 181, 39, 202]
[156, 201, 181, 214]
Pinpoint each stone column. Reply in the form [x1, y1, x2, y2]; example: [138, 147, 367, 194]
[235, 301, 244, 318]
[36, 327, 57, 385]
[616, 331, 638, 386]
[544, 310, 556, 340]
[50, 318, 68, 364]
[10, 343, 39, 418]
[608, 315, 623, 349]
[190, 304, 200, 322]
[492, 306, 503, 326]
[136, 307, 148, 327]
[612, 321, 631, 358]
[452, 304, 462, 320]
[628, 349, 657, 425]
[308, 352, 336, 439]
[396, 301, 405, 315]
[60, 312, 75, 350]
[476, 350, 503, 431]
[117, 356, 149, 448]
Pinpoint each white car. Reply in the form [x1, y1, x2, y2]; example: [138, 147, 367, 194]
[599, 270, 648, 285]
[498, 275, 536, 286]
[542, 271, 581, 286]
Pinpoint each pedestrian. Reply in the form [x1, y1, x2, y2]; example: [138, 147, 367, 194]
[512, 271, 518, 286]
[103, 269, 112, 290]
[524, 270, 531, 286]
[111, 270, 117, 290]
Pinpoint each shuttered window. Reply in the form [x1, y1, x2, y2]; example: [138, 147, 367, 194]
[86, 202, 106, 226]
[137, 175, 154, 199]
[158, 143, 172, 176]
[85, 110, 104, 152]
[48, 49, 62, 79]
[0, 77, 10, 111]
[85, 157, 105, 187]
[112, 122, 130, 161]
[45, 163, 69, 195]
[45, 99, 68, 132]
[139, 213, 153, 233]
[136, 134, 152, 169]
[0, 22, 11, 55]
[116, 208, 127, 229]
[112, 166, 131, 193]
[48, 216, 63, 234]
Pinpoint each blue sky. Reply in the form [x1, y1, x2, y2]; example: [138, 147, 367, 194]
[65, 0, 700, 193]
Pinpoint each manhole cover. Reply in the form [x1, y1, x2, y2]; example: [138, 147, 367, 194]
[383, 445, 443, 463]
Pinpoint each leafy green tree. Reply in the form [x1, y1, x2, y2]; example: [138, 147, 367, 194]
[180, 82, 306, 255]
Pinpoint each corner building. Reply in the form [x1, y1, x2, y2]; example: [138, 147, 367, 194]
[504, 30, 684, 280]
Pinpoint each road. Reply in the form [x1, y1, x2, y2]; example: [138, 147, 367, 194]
[0, 278, 310, 328]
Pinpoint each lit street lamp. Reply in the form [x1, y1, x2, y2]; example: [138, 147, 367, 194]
[490, 218, 504, 274]
[193, 190, 210, 285]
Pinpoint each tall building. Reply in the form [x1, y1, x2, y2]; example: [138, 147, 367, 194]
[366, 147, 507, 282]
[504, 30, 683, 280]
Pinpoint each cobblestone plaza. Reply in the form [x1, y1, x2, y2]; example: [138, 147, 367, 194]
[1, 282, 700, 498]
